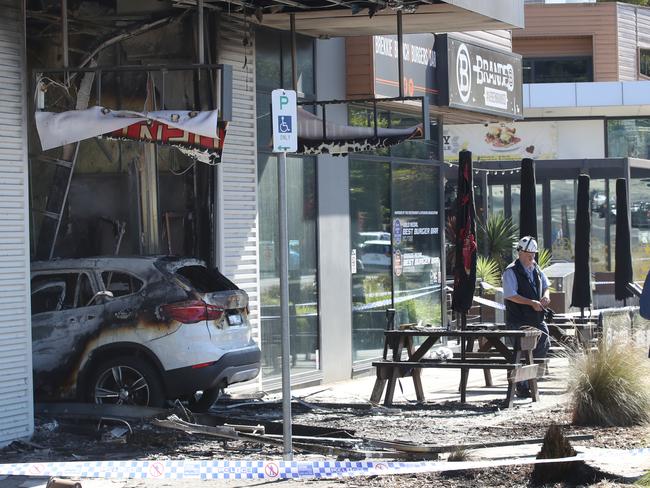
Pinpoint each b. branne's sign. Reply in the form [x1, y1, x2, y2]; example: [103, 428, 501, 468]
[369, 34, 522, 119]
[435, 35, 523, 119]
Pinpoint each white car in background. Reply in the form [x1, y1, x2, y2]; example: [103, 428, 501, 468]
[359, 240, 392, 270]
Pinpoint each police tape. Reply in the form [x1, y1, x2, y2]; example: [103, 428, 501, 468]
[0, 448, 648, 480]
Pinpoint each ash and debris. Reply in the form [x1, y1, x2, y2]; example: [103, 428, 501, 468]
[2, 365, 649, 487]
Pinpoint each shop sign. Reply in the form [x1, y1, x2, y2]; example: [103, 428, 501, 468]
[392, 210, 439, 276]
[373, 34, 438, 100]
[436, 34, 523, 119]
[443, 121, 558, 161]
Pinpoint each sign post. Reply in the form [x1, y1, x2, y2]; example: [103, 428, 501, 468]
[271, 89, 297, 461]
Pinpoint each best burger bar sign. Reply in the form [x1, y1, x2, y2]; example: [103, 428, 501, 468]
[435, 35, 523, 119]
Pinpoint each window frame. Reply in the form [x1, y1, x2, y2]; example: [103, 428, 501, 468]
[639, 47, 650, 80]
[30, 270, 98, 312]
[522, 55, 594, 84]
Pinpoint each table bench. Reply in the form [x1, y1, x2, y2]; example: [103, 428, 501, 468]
[370, 328, 542, 408]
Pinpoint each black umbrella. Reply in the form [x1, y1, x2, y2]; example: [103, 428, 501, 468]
[519, 158, 538, 240]
[615, 178, 634, 302]
[451, 150, 478, 316]
[451, 150, 477, 403]
[571, 174, 592, 315]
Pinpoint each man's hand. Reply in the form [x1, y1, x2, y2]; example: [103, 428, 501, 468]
[530, 300, 544, 312]
[540, 296, 551, 308]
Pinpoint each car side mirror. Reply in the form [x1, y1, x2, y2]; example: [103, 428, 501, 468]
[86, 290, 114, 307]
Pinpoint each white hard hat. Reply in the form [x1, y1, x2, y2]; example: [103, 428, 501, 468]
[516, 236, 538, 253]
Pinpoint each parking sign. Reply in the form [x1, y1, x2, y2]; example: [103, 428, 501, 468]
[271, 89, 297, 153]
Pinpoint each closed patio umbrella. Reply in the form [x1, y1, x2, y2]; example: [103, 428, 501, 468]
[451, 150, 478, 316]
[615, 178, 634, 302]
[519, 158, 537, 240]
[451, 150, 477, 403]
[571, 174, 592, 315]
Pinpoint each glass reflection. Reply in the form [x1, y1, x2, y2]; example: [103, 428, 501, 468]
[258, 155, 319, 377]
[391, 163, 442, 328]
[350, 160, 392, 362]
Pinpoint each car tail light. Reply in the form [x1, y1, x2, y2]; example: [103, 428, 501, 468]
[160, 300, 224, 324]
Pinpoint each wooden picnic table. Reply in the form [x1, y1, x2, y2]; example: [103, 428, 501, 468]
[370, 328, 542, 408]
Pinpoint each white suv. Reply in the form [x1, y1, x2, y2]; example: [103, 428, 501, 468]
[30, 256, 261, 411]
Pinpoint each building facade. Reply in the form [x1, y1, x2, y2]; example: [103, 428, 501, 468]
[0, 0, 526, 445]
[445, 1, 650, 295]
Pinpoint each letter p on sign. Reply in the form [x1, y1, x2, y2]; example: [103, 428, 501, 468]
[272, 89, 298, 153]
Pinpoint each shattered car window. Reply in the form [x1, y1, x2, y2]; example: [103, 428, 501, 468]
[31, 282, 66, 315]
[175, 265, 238, 293]
[101, 271, 144, 297]
[31, 273, 94, 309]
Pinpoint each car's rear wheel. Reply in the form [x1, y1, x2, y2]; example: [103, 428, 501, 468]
[89, 356, 165, 407]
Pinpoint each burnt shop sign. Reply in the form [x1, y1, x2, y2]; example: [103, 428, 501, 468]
[373, 33, 438, 101]
[435, 34, 523, 119]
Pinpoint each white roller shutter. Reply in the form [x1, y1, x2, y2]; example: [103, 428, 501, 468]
[0, 0, 34, 446]
[217, 17, 261, 360]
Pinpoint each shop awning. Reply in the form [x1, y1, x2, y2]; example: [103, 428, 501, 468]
[35, 106, 226, 164]
[209, 0, 524, 38]
[296, 108, 422, 156]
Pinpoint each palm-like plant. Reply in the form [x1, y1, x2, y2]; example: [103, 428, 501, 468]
[478, 214, 518, 270]
[537, 248, 552, 270]
[476, 256, 501, 289]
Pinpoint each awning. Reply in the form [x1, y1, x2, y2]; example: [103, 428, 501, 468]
[296, 108, 422, 156]
[35, 106, 227, 164]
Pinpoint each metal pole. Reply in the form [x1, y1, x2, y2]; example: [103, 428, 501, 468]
[277, 152, 293, 460]
[198, 0, 205, 65]
[61, 0, 68, 68]
[397, 10, 404, 98]
[290, 14, 298, 92]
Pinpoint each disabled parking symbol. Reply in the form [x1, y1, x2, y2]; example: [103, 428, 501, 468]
[278, 116, 292, 133]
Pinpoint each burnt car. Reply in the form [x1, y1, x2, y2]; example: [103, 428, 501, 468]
[30, 256, 261, 410]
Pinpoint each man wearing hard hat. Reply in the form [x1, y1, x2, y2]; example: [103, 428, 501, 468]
[502, 236, 551, 398]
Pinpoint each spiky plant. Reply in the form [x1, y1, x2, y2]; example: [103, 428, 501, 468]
[476, 255, 501, 291]
[478, 214, 518, 270]
[569, 340, 650, 426]
[537, 248, 552, 270]
[447, 448, 474, 462]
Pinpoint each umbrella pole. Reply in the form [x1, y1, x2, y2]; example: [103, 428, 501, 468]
[460, 311, 467, 403]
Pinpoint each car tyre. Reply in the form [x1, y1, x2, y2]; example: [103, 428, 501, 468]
[188, 387, 223, 412]
[89, 356, 165, 407]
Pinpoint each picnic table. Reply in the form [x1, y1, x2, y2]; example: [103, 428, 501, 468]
[370, 328, 542, 408]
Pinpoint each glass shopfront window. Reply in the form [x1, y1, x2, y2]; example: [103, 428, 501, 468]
[350, 159, 441, 363]
[392, 163, 442, 327]
[350, 160, 392, 362]
[550, 179, 576, 261]
[607, 119, 650, 160]
[258, 154, 319, 377]
[256, 26, 318, 378]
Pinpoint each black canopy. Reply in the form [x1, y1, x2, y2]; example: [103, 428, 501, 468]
[571, 174, 592, 310]
[519, 158, 537, 240]
[451, 150, 478, 313]
[615, 178, 634, 301]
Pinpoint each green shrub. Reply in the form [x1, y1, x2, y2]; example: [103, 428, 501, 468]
[569, 341, 650, 426]
[537, 248, 552, 270]
[477, 214, 518, 270]
[476, 255, 501, 290]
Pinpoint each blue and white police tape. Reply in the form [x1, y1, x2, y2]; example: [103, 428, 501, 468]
[0, 449, 648, 480]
